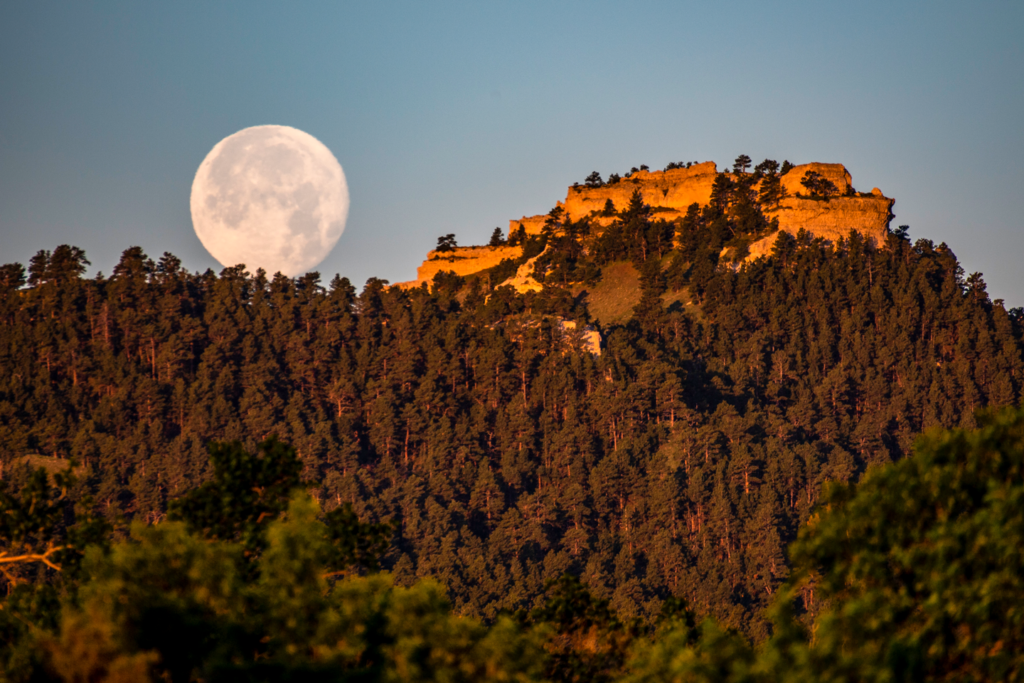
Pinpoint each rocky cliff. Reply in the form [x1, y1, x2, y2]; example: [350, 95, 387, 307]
[780, 162, 852, 197]
[403, 160, 893, 286]
[511, 161, 891, 240]
[395, 245, 522, 289]
[747, 193, 894, 260]
[508, 161, 719, 235]
[562, 161, 719, 223]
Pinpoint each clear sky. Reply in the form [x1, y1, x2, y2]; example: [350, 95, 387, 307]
[2, 1, 1022, 302]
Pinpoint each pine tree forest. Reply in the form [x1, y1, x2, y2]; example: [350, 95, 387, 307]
[2, 162, 1023, 680]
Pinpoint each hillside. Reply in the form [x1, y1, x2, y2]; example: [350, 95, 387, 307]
[400, 159, 894, 288]
[0, 156, 1021, 646]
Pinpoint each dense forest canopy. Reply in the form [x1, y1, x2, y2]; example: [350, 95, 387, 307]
[2, 158, 1023, 680]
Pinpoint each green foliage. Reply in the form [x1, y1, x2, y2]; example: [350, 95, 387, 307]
[59, 520, 243, 682]
[733, 155, 752, 175]
[0, 263, 26, 292]
[431, 270, 465, 296]
[0, 583, 63, 681]
[508, 223, 527, 247]
[167, 437, 304, 557]
[622, 620, 756, 683]
[773, 406, 1024, 681]
[0, 189, 1021, 645]
[30, 495, 543, 682]
[44, 601, 162, 683]
[632, 258, 667, 334]
[592, 189, 674, 265]
[0, 463, 109, 589]
[525, 574, 643, 683]
[323, 501, 392, 574]
[165, 438, 391, 575]
[1, 163, 1019, 683]
[382, 580, 544, 683]
[485, 257, 523, 286]
[0, 468, 69, 576]
[489, 227, 507, 247]
[798, 171, 838, 198]
[523, 576, 758, 683]
[755, 159, 786, 209]
[535, 214, 598, 286]
[3, 171, 1024, 679]
[12, 414, 1024, 681]
[27, 245, 90, 287]
[752, 159, 778, 178]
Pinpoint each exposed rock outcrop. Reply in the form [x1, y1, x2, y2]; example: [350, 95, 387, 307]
[748, 194, 894, 260]
[499, 247, 547, 293]
[780, 162, 852, 198]
[498, 316, 602, 356]
[508, 214, 548, 236]
[510, 162, 720, 235]
[395, 245, 522, 289]
[559, 320, 601, 355]
[404, 160, 894, 285]
[510, 161, 890, 247]
[562, 161, 720, 222]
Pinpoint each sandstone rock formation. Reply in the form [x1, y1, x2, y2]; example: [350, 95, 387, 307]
[565, 161, 719, 221]
[403, 160, 893, 285]
[739, 162, 892, 261]
[510, 161, 889, 244]
[747, 194, 894, 260]
[498, 246, 547, 293]
[559, 320, 601, 355]
[395, 245, 522, 289]
[510, 161, 720, 235]
[508, 214, 548, 236]
[780, 162, 852, 198]
[499, 316, 602, 356]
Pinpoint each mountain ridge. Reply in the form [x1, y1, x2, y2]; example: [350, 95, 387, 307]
[398, 160, 894, 288]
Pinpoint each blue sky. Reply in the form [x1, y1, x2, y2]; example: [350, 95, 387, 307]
[2, 1, 1022, 302]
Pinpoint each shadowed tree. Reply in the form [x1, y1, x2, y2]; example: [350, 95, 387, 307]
[435, 234, 458, 253]
[769, 407, 1024, 681]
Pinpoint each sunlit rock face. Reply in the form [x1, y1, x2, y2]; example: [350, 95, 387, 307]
[560, 162, 720, 225]
[402, 160, 894, 284]
[512, 161, 891, 248]
[559, 320, 602, 356]
[498, 247, 547, 294]
[742, 162, 893, 261]
[779, 162, 853, 198]
[507, 214, 549, 236]
[747, 194, 895, 260]
[393, 245, 523, 289]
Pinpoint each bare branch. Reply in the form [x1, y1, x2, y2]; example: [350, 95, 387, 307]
[0, 543, 65, 575]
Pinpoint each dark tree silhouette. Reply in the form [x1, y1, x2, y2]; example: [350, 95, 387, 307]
[435, 233, 458, 252]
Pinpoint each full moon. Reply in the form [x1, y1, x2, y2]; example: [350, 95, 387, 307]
[190, 125, 349, 277]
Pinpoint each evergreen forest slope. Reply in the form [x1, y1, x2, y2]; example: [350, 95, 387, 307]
[1, 159, 1021, 639]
